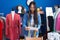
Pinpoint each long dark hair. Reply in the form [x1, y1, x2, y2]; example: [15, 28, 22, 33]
[28, 1, 38, 24]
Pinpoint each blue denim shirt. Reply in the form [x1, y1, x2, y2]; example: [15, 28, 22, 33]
[22, 13, 41, 37]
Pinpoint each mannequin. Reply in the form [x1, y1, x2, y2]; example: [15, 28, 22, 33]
[18, 6, 22, 14]
[54, 5, 59, 19]
[18, 5, 25, 14]
[11, 9, 15, 20]
[6, 9, 21, 40]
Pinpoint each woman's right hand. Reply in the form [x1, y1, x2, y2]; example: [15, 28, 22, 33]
[25, 27, 30, 31]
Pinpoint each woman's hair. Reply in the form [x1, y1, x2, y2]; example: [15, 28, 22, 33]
[28, 1, 38, 24]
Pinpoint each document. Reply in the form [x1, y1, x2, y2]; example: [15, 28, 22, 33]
[28, 27, 38, 30]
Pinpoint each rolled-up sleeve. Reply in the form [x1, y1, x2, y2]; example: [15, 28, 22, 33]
[22, 13, 28, 28]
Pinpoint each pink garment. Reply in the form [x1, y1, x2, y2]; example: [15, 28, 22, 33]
[56, 12, 60, 31]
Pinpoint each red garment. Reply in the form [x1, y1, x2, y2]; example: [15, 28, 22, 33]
[6, 13, 21, 40]
[0, 19, 4, 40]
[56, 12, 60, 31]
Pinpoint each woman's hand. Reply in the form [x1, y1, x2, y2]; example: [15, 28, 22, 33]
[34, 29, 38, 32]
[25, 27, 30, 31]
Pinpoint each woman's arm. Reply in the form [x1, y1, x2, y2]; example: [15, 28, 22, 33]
[37, 14, 41, 30]
[22, 13, 28, 28]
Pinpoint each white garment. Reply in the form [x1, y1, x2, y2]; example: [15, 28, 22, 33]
[11, 11, 15, 20]
[48, 32, 60, 40]
[53, 8, 60, 19]
[46, 7, 54, 17]
[30, 14, 34, 26]
[18, 6, 22, 13]
[0, 17, 6, 20]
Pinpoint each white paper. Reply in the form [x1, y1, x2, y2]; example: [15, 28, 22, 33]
[28, 27, 38, 30]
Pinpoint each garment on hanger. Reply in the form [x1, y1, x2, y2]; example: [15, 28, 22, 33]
[40, 14, 44, 26]
[0, 17, 6, 39]
[6, 13, 21, 40]
[56, 12, 60, 32]
[54, 8, 60, 31]
[0, 16, 6, 40]
[0, 17, 6, 30]
[40, 14, 45, 36]
[0, 19, 4, 40]
[48, 16, 54, 32]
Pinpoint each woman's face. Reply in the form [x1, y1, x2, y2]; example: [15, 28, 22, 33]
[30, 4, 35, 13]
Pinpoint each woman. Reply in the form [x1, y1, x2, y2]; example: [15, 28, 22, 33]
[22, 1, 41, 37]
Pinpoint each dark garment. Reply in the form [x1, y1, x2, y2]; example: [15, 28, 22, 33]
[6, 38, 10, 40]
[39, 14, 47, 36]
[48, 16, 54, 32]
